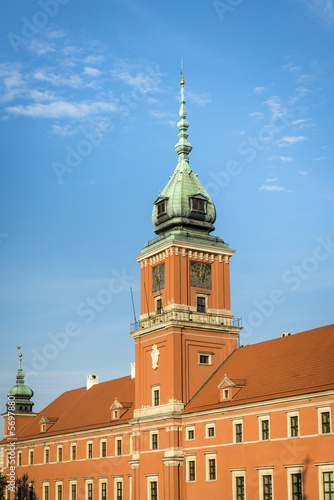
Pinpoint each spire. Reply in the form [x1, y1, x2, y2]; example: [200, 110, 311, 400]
[174, 65, 192, 169]
[7, 347, 34, 413]
[151, 70, 217, 237]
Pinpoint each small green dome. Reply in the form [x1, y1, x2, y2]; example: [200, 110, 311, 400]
[6, 353, 34, 413]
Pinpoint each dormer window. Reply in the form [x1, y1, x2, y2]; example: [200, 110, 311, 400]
[190, 196, 206, 213]
[157, 200, 166, 216]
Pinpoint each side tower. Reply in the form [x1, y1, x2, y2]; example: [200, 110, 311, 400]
[131, 75, 242, 418]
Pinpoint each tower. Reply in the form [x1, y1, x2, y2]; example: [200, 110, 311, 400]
[131, 74, 242, 419]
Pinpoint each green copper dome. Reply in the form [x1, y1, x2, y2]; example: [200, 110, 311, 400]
[7, 353, 34, 413]
[152, 77, 216, 236]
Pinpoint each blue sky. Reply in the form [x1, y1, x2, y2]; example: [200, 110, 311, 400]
[1, 0, 334, 418]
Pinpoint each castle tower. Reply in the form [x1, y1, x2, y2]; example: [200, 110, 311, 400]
[131, 74, 242, 418]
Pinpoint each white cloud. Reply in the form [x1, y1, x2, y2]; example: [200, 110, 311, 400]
[254, 86, 267, 94]
[313, 155, 325, 161]
[51, 124, 77, 137]
[268, 155, 293, 162]
[265, 178, 278, 182]
[84, 67, 102, 78]
[298, 0, 334, 26]
[249, 111, 263, 121]
[33, 69, 84, 89]
[298, 170, 308, 175]
[291, 118, 314, 128]
[265, 96, 288, 119]
[259, 184, 290, 192]
[84, 55, 105, 65]
[276, 136, 308, 147]
[187, 90, 211, 107]
[6, 100, 118, 119]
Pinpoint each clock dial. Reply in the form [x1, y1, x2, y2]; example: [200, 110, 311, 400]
[190, 262, 212, 289]
[152, 264, 165, 292]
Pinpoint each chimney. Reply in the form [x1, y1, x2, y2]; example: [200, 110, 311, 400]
[87, 374, 99, 390]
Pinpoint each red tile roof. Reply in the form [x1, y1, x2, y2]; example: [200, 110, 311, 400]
[11, 375, 134, 442]
[184, 324, 334, 413]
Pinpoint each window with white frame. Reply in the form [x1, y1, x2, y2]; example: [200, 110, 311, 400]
[257, 468, 274, 500]
[86, 481, 93, 500]
[69, 481, 77, 500]
[99, 479, 107, 500]
[287, 411, 299, 438]
[147, 475, 159, 500]
[198, 351, 212, 365]
[87, 441, 93, 459]
[150, 431, 158, 450]
[71, 443, 77, 461]
[186, 456, 196, 482]
[206, 422, 215, 438]
[155, 296, 163, 315]
[101, 439, 107, 458]
[233, 419, 243, 443]
[29, 449, 34, 465]
[56, 482, 63, 500]
[317, 463, 334, 500]
[114, 478, 123, 500]
[152, 385, 160, 407]
[18, 450, 22, 466]
[44, 447, 49, 464]
[286, 466, 303, 500]
[57, 445, 63, 462]
[231, 469, 246, 500]
[115, 437, 122, 456]
[186, 426, 195, 441]
[258, 415, 270, 441]
[205, 452, 217, 481]
[42, 483, 50, 500]
[318, 406, 332, 435]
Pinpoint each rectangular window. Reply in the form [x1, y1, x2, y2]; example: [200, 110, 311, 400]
[116, 438, 122, 456]
[235, 423, 243, 443]
[291, 473, 302, 500]
[191, 198, 205, 212]
[101, 482, 107, 500]
[44, 448, 49, 463]
[101, 440, 107, 457]
[153, 388, 160, 406]
[44, 485, 49, 500]
[157, 201, 166, 216]
[208, 426, 215, 437]
[236, 476, 245, 500]
[18, 451, 22, 466]
[87, 483, 93, 500]
[290, 415, 299, 437]
[58, 446, 62, 462]
[199, 354, 209, 364]
[150, 481, 158, 500]
[323, 472, 334, 499]
[71, 444, 76, 461]
[187, 428, 195, 440]
[208, 458, 216, 480]
[322, 411, 331, 434]
[57, 485, 62, 500]
[261, 420, 270, 441]
[29, 450, 34, 465]
[116, 482, 122, 500]
[197, 296, 206, 313]
[188, 460, 196, 482]
[71, 483, 76, 500]
[88, 442, 93, 459]
[151, 433, 158, 450]
[262, 475, 272, 500]
[156, 298, 162, 314]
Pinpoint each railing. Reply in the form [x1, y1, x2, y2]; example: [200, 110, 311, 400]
[130, 310, 242, 332]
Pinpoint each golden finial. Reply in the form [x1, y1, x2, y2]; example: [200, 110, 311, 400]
[180, 59, 184, 86]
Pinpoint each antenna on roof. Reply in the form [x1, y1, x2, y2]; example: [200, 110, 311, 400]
[130, 287, 137, 324]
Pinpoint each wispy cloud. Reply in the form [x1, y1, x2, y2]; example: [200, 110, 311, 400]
[298, 170, 308, 175]
[298, 0, 334, 27]
[276, 136, 308, 147]
[268, 155, 293, 162]
[6, 100, 118, 119]
[254, 86, 267, 94]
[84, 67, 102, 78]
[111, 62, 163, 94]
[51, 124, 77, 137]
[249, 111, 263, 121]
[291, 118, 314, 128]
[186, 90, 211, 107]
[313, 155, 325, 161]
[259, 184, 291, 192]
[266, 178, 278, 182]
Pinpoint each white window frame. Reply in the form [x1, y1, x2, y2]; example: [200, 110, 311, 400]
[205, 422, 215, 439]
[316, 462, 334, 500]
[17, 450, 22, 466]
[198, 350, 212, 365]
[285, 465, 303, 500]
[150, 430, 159, 450]
[29, 448, 34, 465]
[317, 405, 332, 435]
[57, 444, 63, 462]
[152, 385, 160, 407]
[44, 447, 49, 464]
[154, 295, 163, 314]
[115, 436, 123, 457]
[196, 293, 209, 314]
[85, 480, 94, 500]
[233, 418, 243, 444]
[129, 434, 133, 454]
[146, 474, 159, 500]
[87, 440, 93, 459]
[258, 468, 274, 500]
[42, 481, 50, 500]
[69, 480, 77, 500]
[99, 478, 108, 500]
[287, 410, 299, 438]
[186, 426, 195, 441]
[114, 477, 123, 500]
[128, 476, 132, 500]
[231, 469, 246, 500]
[204, 452, 217, 482]
[258, 415, 270, 441]
[55, 481, 63, 500]
[185, 455, 196, 483]
[71, 443, 77, 461]
[100, 439, 107, 458]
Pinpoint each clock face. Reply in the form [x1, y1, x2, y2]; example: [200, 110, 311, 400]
[190, 262, 212, 289]
[152, 264, 165, 292]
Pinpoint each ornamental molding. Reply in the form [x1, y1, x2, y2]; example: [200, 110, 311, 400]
[151, 344, 160, 370]
[136, 240, 235, 263]
[139, 249, 231, 269]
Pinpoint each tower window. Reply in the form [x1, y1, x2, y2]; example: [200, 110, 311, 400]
[191, 197, 206, 213]
[152, 386, 160, 406]
[157, 200, 166, 216]
[197, 296, 206, 313]
[156, 298, 162, 315]
[198, 352, 212, 365]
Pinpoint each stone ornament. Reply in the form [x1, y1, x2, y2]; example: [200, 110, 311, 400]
[151, 344, 160, 370]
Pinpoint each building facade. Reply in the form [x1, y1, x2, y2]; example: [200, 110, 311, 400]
[1, 76, 334, 500]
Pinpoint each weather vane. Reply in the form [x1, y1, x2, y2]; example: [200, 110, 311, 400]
[180, 59, 184, 85]
[17, 345, 22, 357]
